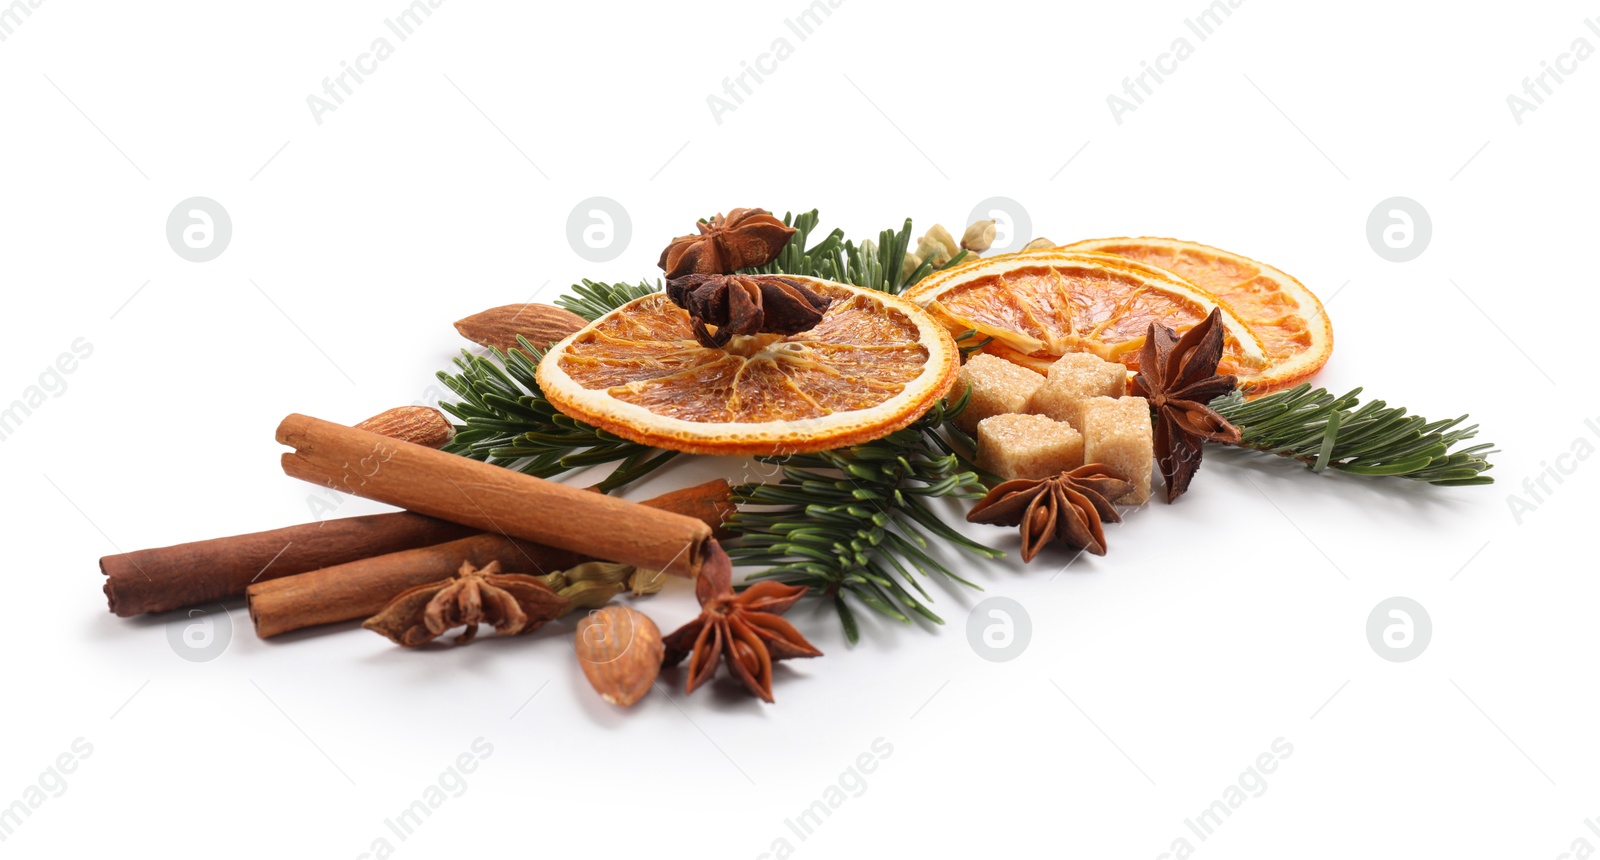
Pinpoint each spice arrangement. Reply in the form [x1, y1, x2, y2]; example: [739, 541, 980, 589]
[99, 206, 1497, 707]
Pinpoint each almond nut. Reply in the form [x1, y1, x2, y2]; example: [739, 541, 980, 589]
[454, 303, 588, 353]
[354, 406, 454, 448]
[574, 606, 663, 708]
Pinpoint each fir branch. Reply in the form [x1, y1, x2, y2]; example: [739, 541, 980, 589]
[436, 337, 676, 492]
[744, 209, 969, 293]
[726, 395, 1002, 644]
[1211, 383, 1496, 486]
[555, 278, 660, 321]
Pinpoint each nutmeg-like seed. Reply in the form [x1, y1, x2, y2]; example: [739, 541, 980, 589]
[574, 606, 663, 708]
[354, 406, 454, 448]
[454, 303, 588, 353]
[961, 220, 996, 252]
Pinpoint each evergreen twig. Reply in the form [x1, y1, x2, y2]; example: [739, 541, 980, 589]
[1211, 383, 1496, 485]
[727, 394, 1002, 644]
[436, 337, 675, 492]
[555, 278, 659, 322]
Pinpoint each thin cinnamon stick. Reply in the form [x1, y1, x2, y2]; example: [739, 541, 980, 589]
[276, 414, 712, 578]
[101, 512, 476, 617]
[245, 479, 735, 637]
[246, 534, 583, 637]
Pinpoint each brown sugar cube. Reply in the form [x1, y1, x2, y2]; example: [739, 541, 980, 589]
[975, 413, 1084, 481]
[953, 354, 1046, 434]
[1081, 396, 1153, 504]
[1029, 383, 1097, 430]
[1033, 389, 1128, 435]
[1045, 352, 1129, 398]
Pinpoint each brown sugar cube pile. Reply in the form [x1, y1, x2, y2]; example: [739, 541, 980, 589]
[1046, 352, 1129, 393]
[1081, 396, 1154, 504]
[953, 354, 1045, 434]
[1029, 353, 1129, 428]
[975, 413, 1084, 480]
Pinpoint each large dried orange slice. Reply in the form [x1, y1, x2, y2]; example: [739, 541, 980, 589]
[536, 278, 959, 456]
[901, 250, 1270, 382]
[1061, 237, 1332, 392]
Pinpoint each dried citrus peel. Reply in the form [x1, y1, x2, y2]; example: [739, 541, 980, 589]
[537, 278, 959, 456]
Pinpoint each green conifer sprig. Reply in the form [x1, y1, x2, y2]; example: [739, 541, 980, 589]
[1210, 383, 1495, 485]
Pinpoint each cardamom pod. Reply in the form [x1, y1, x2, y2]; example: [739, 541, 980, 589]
[535, 561, 662, 613]
[961, 220, 996, 252]
[915, 236, 952, 267]
[901, 251, 924, 280]
[1021, 237, 1056, 252]
[924, 224, 959, 258]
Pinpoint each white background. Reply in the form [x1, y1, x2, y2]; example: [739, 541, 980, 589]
[2, 0, 1596, 857]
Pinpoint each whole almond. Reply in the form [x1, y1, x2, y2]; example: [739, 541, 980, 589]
[354, 406, 454, 448]
[574, 606, 663, 708]
[454, 303, 588, 353]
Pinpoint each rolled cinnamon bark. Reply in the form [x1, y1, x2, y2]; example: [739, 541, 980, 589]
[246, 480, 734, 637]
[101, 512, 476, 617]
[246, 534, 584, 638]
[276, 414, 712, 578]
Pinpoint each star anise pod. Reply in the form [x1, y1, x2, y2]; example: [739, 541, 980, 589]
[661, 541, 821, 703]
[657, 208, 796, 278]
[1131, 307, 1244, 503]
[966, 464, 1134, 561]
[666, 273, 833, 349]
[362, 561, 569, 647]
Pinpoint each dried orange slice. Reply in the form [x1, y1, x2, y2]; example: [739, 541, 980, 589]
[901, 250, 1270, 382]
[1061, 237, 1332, 392]
[536, 278, 959, 456]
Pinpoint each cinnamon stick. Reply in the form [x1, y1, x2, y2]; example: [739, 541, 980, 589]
[246, 479, 735, 637]
[246, 534, 584, 638]
[276, 414, 712, 578]
[101, 512, 476, 617]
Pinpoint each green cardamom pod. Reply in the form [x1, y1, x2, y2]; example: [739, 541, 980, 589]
[628, 568, 667, 596]
[533, 562, 659, 614]
[559, 580, 629, 611]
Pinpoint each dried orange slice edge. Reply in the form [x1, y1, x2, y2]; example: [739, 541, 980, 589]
[903, 250, 1269, 380]
[1060, 237, 1333, 393]
[536, 278, 959, 456]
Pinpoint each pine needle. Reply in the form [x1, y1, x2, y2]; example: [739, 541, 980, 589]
[1211, 383, 1496, 485]
[436, 337, 674, 492]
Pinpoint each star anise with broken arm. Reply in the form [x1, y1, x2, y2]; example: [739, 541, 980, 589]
[966, 464, 1134, 561]
[1131, 307, 1244, 503]
[658, 207, 797, 278]
[666, 273, 833, 349]
[661, 541, 821, 703]
[362, 560, 568, 647]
